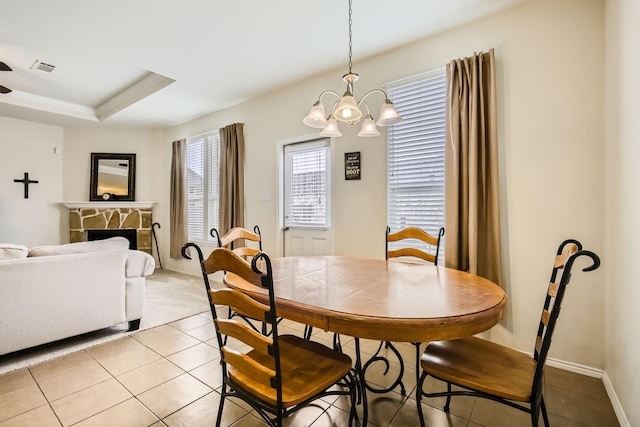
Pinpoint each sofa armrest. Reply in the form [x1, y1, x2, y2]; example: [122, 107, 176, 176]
[126, 250, 155, 278]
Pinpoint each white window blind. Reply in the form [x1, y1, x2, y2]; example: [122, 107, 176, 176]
[387, 69, 447, 254]
[186, 131, 220, 242]
[284, 139, 330, 228]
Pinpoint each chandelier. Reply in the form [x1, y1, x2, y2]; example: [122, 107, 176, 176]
[302, 0, 402, 137]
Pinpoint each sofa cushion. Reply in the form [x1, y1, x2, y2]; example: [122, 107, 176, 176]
[0, 243, 29, 260]
[28, 237, 130, 257]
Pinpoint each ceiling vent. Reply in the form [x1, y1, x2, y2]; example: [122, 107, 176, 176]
[30, 60, 55, 73]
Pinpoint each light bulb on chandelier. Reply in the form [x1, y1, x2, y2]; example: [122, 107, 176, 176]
[302, 0, 402, 137]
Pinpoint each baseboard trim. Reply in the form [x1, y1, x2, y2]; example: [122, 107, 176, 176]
[545, 357, 630, 427]
[545, 356, 603, 378]
[602, 371, 632, 427]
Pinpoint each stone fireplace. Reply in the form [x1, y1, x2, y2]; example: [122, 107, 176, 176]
[64, 202, 155, 255]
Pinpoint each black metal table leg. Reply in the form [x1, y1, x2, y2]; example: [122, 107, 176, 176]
[358, 338, 407, 395]
[354, 338, 369, 427]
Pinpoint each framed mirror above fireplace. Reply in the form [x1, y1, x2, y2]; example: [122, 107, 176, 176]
[90, 153, 136, 201]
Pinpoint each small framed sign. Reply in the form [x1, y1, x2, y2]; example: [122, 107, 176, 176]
[345, 151, 361, 180]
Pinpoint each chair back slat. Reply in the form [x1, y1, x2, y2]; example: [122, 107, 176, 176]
[221, 227, 261, 246]
[387, 247, 436, 263]
[554, 242, 579, 268]
[211, 225, 263, 255]
[221, 347, 275, 384]
[386, 226, 445, 265]
[387, 227, 440, 245]
[540, 310, 551, 326]
[201, 248, 263, 287]
[535, 336, 543, 354]
[233, 247, 261, 258]
[216, 317, 273, 354]
[211, 288, 269, 320]
[548, 282, 559, 297]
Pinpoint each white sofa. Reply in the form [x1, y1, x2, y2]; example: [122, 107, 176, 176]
[0, 237, 155, 355]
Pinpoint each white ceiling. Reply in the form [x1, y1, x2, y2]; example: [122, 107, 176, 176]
[0, 0, 528, 129]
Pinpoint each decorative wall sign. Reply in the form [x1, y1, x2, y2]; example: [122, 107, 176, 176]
[345, 151, 361, 180]
[13, 172, 39, 198]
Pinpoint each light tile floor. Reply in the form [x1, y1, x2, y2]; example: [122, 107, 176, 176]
[0, 313, 620, 426]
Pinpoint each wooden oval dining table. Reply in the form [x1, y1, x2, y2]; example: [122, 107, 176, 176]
[223, 255, 506, 426]
[224, 255, 507, 343]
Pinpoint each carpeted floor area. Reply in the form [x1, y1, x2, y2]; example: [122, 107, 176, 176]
[0, 269, 210, 375]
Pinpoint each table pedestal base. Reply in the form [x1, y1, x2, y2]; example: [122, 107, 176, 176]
[353, 338, 407, 426]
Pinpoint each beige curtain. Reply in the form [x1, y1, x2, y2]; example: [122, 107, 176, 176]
[444, 49, 503, 287]
[219, 123, 245, 234]
[169, 139, 187, 259]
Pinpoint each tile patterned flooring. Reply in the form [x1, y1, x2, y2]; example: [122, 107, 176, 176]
[0, 310, 620, 427]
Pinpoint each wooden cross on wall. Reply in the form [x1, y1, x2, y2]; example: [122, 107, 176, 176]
[13, 172, 39, 199]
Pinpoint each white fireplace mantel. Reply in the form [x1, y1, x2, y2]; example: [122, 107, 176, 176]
[62, 202, 156, 209]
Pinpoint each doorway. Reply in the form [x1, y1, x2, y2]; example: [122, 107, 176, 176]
[281, 138, 332, 256]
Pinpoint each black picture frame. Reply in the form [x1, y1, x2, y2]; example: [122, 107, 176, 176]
[89, 153, 136, 201]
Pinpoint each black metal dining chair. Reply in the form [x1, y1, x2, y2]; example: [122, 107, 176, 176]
[184, 245, 358, 427]
[415, 239, 600, 427]
[386, 226, 445, 387]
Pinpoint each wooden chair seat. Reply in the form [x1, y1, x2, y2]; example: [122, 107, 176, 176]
[230, 334, 353, 407]
[421, 336, 535, 402]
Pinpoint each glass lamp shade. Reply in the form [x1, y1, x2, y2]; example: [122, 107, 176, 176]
[357, 115, 380, 137]
[375, 99, 403, 126]
[303, 101, 328, 128]
[319, 116, 342, 137]
[334, 94, 363, 123]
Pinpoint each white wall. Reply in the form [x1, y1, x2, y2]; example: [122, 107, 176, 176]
[604, 0, 640, 425]
[161, 0, 606, 369]
[0, 117, 64, 246]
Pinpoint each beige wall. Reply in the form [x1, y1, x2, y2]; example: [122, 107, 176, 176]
[63, 127, 163, 203]
[605, 0, 640, 425]
[162, 0, 606, 370]
[0, 116, 64, 247]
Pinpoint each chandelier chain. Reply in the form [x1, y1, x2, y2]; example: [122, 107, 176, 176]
[348, 0, 353, 74]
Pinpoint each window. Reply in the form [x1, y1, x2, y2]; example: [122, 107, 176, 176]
[283, 139, 330, 228]
[186, 131, 220, 242]
[387, 69, 447, 255]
